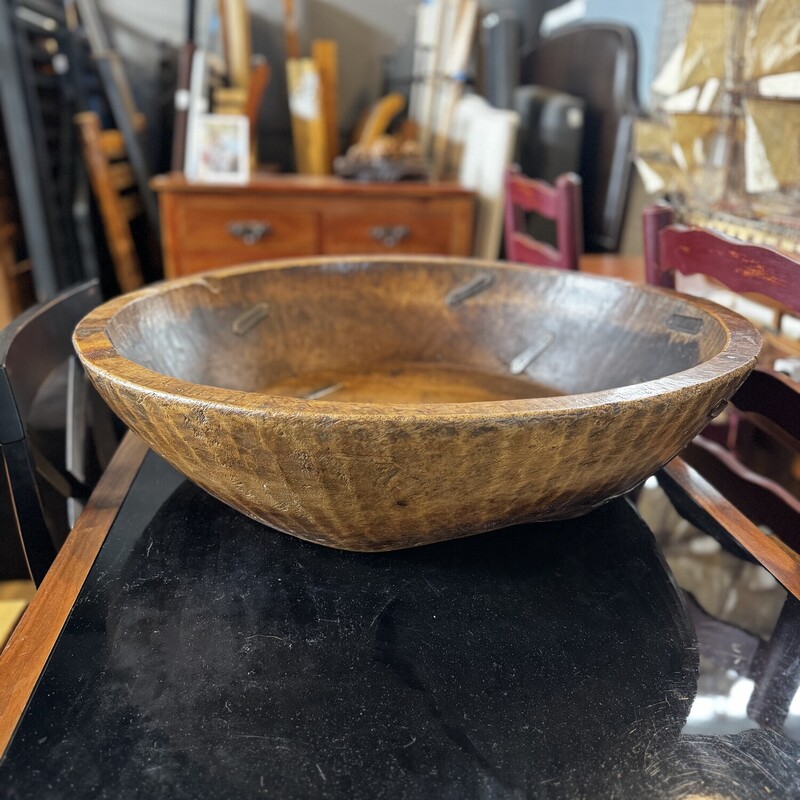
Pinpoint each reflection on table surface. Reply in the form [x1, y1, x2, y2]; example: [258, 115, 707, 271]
[1, 452, 798, 799]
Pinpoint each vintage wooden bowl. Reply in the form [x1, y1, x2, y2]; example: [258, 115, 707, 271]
[74, 256, 761, 550]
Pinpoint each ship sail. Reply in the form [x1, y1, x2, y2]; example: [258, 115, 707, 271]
[744, 97, 800, 192]
[635, 0, 800, 250]
[677, 2, 740, 91]
[744, 0, 800, 80]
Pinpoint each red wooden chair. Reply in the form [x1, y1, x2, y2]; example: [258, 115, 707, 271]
[643, 204, 800, 584]
[644, 204, 800, 726]
[504, 167, 583, 269]
[656, 380, 800, 728]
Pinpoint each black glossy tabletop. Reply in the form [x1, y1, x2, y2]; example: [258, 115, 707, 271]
[2, 452, 799, 799]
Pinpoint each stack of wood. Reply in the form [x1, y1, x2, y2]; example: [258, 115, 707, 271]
[409, 0, 479, 178]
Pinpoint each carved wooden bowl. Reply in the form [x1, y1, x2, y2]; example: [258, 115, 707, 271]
[74, 257, 761, 550]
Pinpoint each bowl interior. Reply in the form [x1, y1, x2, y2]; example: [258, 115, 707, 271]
[106, 260, 729, 405]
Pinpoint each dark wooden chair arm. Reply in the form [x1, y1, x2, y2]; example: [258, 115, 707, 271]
[657, 456, 800, 600]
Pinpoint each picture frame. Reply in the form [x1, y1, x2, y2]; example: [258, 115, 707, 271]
[186, 113, 249, 184]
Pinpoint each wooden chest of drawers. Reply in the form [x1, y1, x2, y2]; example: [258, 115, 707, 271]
[152, 174, 475, 279]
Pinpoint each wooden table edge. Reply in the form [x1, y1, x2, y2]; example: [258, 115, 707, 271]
[0, 432, 149, 758]
[150, 172, 475, 197]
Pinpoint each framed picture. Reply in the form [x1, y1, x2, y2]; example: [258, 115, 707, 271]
[186, 113, 249, 184]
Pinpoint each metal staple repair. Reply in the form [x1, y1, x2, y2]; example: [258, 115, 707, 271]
[303, 383, 344, 400]
[509, 332, 555, 375]
[445, 273, 495, 306]
[232, 303, 271, 336]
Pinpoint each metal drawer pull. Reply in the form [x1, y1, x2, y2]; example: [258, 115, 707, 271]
[370, 225, 410, 247]
[227, 221, 273, 245]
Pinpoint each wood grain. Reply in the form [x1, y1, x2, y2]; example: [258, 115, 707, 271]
[74, 257, 760, 551]
[320, 198, 472, 256]
[0, 433, 148, 757]
[219, 0, 252, 89]
[579, 254, 645, 283]
[151, 173, 474, 197]
[287, 59, 328, 175]
[312, 40, 339, 169]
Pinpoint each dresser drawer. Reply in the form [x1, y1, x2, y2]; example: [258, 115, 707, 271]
[320, 200, 468, 256]
[155, 176, 475, 279]
[173, 196, 318, 259]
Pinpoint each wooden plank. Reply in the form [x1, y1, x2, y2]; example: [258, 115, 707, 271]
[286, 58, 328, 175]
[0, 433, 148, 758]
[170, 42, 196, 172]
[312, 40, 339, 169]
[150, 173, 474, 197]
[245, 58, 272, 167]
[219, 0, 251, 89]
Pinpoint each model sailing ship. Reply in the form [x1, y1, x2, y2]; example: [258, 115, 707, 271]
[635, 0, 800, 253]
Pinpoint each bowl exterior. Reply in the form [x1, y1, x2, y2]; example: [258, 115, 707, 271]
[80, 360, 753, 550]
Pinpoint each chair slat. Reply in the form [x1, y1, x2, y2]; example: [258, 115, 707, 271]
[119, 193, 143, 221]
[75, 112, 144, 292]
[99, 129, 126, 161]
[504, 167, 582, 270]
[108, 162, 136, 193]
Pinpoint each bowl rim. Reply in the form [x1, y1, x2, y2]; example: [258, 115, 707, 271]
[73, 255, 762, 422]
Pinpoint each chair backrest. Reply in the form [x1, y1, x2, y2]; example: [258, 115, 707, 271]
[75, 111, 145, 294]
[0, 280, 118, 584]
[520, 23, 639, 252]
[504, 167, 583, 269]
[643, 204, 800, 314]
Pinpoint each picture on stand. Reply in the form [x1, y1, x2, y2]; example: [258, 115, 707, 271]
[186, 114, 249, 184]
